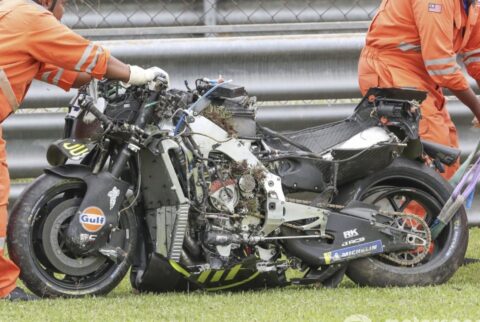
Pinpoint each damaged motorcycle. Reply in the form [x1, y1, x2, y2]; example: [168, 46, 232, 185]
[7, 77, 467, 297]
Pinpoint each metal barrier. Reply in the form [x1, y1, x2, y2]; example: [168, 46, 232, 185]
[14, 33, 480, 176]
[24, 33, 366, 109]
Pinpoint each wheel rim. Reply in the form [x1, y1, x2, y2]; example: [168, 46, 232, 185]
[360, 185, 448, 266]
[41, 198, 106, 276]
[29, 180, 131, 292]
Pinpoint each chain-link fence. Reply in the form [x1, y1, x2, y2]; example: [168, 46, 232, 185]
[65, 0, 380, 31]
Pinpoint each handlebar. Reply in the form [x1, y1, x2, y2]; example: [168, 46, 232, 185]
[78, 95, 113, 127]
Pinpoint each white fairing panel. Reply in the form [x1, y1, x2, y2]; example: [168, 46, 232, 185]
[336, 127, 392, 150]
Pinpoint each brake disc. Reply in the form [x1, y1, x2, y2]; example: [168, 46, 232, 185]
[380, 213, 432, 266]
[41, 198, 106, 276]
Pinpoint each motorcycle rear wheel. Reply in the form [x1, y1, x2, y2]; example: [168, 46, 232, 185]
[336, 158, 468, 287]
[7, 173, 138, 298]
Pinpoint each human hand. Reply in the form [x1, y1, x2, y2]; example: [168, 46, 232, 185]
[127, 65, 170, 86]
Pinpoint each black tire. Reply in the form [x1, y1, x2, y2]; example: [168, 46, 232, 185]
[7, 173, 138, 298]
[336, 158, 468, 287]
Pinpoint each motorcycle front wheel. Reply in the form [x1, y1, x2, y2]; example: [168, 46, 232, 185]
[7, 173, 138, 298]
[335, 158, 468, 287]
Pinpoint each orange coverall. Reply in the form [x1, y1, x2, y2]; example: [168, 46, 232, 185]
[0, 0, 110, 297]
[359, 0, 480, 179]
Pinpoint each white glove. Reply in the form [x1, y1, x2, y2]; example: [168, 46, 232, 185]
[128, 65, 170, 86]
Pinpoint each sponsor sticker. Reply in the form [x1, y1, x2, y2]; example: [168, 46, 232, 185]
[79, 207, 106, 233]
[428, 3, 442, 13]
[107, 186, 120, 210]
[343, 228, 359, 239]
[341, 237, 366, 247]
[62, 142, 91, 160]
[323, 240, 384, 264]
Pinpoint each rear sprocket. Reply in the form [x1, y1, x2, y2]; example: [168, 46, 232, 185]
[380, 213, 432, 266]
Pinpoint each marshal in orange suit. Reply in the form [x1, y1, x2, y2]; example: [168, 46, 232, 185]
[359, 0, 480, 179]
[0, 0, 168, 301]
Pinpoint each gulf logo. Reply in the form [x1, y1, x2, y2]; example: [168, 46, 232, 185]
[79, 207, 106, 233]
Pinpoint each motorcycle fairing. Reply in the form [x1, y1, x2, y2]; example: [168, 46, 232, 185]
[46, 165, 130, 254]
[262, 88, 425, 191]
[276, 143, 402, 192]
[46, 138, 95, 166]
[135, 253, 287, 293]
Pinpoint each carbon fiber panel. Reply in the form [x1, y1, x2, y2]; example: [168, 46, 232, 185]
[282, 119, 370, 153]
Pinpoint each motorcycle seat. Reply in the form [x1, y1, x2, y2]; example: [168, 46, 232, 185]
[266, 119, 371, 154]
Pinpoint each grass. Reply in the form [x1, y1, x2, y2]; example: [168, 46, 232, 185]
[2, 230, 480, 322]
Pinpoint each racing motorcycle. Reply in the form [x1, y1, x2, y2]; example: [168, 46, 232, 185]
[7, 77, 468, 297]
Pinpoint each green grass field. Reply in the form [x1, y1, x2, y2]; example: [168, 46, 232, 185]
[2, 229, 480, 322]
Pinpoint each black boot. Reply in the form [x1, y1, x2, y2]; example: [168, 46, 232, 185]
[2, 287, 39, 301]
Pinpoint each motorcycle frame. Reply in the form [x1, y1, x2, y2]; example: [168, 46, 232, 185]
[151, 113, 330, 262]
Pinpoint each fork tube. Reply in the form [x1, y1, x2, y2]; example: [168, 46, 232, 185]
[111, 145, 133, 178]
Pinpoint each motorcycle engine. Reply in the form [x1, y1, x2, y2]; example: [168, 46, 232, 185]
[196, 156, 268, 268]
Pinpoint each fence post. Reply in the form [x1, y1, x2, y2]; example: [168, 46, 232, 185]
[203, 0, 217, 37]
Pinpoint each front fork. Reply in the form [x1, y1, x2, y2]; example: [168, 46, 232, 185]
[65, 92, 159, 255]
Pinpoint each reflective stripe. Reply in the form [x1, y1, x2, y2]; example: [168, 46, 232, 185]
[75, 43, 94, 71]
[0, 68, 19, 111]
[398, 42, 421, 52]
[428, 65, 461, 76]
[52, 68, 64, 86]
[425, 56, 457, 67]
[463, 48, 480, 59]
[85, 47, 103, 73]
[41, 71, 52, 82]
[464, 57, 480, 66]
[0, 237, 4, 250]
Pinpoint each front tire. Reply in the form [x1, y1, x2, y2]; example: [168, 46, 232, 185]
[336, 158, 468, 287]
[7, 173, 138, 298]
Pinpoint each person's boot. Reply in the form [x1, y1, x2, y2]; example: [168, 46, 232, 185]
[2, 287, 39, 301]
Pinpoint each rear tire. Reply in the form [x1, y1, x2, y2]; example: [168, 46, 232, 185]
[7, 173, 138, 298]
[336, 158, 468, 287]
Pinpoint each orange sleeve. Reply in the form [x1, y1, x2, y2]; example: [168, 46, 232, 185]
[462, 21, 480, 80]
[34, 63, 79, 91]
[412, 0, 469, 91]
[25, 9, 110, 80]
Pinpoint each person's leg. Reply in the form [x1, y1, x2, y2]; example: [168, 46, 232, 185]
[0, 126, 19, 298]
[358, 47, 394, 95]
[417, 93, 460, 179]
[0, 207, 19, 298]
[440, 104, 461, 179]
